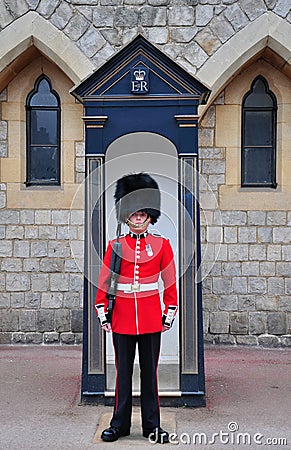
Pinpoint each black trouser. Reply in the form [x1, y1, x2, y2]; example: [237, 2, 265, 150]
[110, 332, 161, 432]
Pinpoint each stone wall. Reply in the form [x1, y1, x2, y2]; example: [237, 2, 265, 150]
[0, 207, 84, 344]
[0, 71, 86, 345]
[0, 1, 291, 346]
[199, 91, 291, 348]
[1, 1, 291, 81]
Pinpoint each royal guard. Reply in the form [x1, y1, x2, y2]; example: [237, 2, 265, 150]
[95, 172, 178, 443]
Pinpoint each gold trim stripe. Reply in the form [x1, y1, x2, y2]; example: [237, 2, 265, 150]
[88, 48, 199, 96]
[81, 95, 200, 102]
[178, 124, 197, 128]
[82, 116, 108, 121]
[174, 115, 199, 120]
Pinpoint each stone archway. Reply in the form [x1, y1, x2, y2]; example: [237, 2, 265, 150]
[197, 12, 291, 117]
[0, 11, 94, 91]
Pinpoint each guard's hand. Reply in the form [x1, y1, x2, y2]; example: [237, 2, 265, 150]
[102, 323, 112, 333]
[162, 325, 170, 332]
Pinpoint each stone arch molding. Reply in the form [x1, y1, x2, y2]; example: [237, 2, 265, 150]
[197, 12, 291, 117]
[0, 11, 95, 86]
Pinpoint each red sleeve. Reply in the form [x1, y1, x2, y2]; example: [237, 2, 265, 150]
[160, 238, 178, 326]
[94, 241, 113, 316]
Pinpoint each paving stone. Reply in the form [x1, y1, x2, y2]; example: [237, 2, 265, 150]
[140, 6, 167, 26]
[281, 335, 291, 347]
[249, 312, 267, 335]
[1, 258, 22, 272]
[55, 309, 71, 333]
[273, 0, 291, 17]
[209, 14, 235, 43]
[183, 41, 208, 69]
[20, 310, 36, 332]
[0, 211, 19, 224]
[230, 312, 248, 334]
[171, 27, 197, 43]
[0, 309, 19, 332]
[71, 309, 83, 333]
[6, 274, 30, 292]
[267, 312, 287, 335]
[236, 335, 258, 345]
[248, 211, 266, 225]
[238, 295, 256, 311]
[64, 13, 90, 41]
[25, 333, 43, 344]
[44, 332, 60, 344]
[50, 1, 73, 29]
[60, 332, 76, 344]
[31, 274, 49, 292]
[258, 334, 281, 347]
[219, 295, 238, 311]
[25, 293, 41, 309]
[35, 210, 51, 224]
[239, 0, 267, 20]
[78, 27, 106, 58]
[11, 332, 26, 344]
[168, 6, 194, 26]
[213, 333, 236, 345]
[36, 310, 54, 333]
[31, 241, 48, 257]
[11, 293, 25, 308]
[224, 3, 249, 31]
[210, 311, 229, 333]
[41, 292, 63, 308]
[114, 7, 139, 27]
[0, 240, 13, 258]
[0, 332, 12, 344]
[92, 6, 114, 27]
[40, 258, 64, 273]
[50, 274, 69, 291]
[196, 4, 213, 26]
[0, 293, 10, 308]
[37, 0, 59, 18]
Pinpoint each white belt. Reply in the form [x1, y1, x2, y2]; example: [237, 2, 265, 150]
[116, 282, 159, 293]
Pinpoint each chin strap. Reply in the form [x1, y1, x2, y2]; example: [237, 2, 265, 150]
[126, 216, 151, 229]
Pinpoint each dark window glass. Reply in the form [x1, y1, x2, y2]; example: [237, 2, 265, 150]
[244, 111, 272, 147]
[31, 111, 58, 145]
[30, 79, 58, 107]
[243, 148, 273, 185]
[241, 77, 277, 188]
[26, 75, 61, 186]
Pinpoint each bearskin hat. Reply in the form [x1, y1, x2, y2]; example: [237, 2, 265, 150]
[114, 172, 161, 224]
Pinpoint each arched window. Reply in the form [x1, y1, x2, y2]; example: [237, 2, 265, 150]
[241, 76, 277, 188]
[26, 75, 61, 186]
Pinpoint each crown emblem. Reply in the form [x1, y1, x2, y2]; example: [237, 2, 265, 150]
[133, 69, 146, 81]
[130, 66, 149, 94]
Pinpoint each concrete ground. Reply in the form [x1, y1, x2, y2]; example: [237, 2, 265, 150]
[0, 345, 290, 450]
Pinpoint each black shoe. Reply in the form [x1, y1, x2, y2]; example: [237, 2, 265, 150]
[143, 427, 169, 444]
[101, 426, 130, 442]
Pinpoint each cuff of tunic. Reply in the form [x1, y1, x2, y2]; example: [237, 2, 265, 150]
[95, 304, 109, 326]
[162, 306, 177, 328]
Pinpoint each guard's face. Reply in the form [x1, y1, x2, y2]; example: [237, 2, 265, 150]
[128, 211, 150, 233]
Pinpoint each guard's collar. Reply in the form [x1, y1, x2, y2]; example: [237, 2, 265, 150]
[128, 230, 148, 239]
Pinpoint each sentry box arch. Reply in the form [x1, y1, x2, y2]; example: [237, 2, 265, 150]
[72, 35, 210, 407]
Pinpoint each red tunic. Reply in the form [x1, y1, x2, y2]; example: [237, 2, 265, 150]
[95, 232, 178, 335]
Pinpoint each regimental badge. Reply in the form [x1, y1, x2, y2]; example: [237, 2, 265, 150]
[146, 243, 153, 257]
[130, 66, 149, 95]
